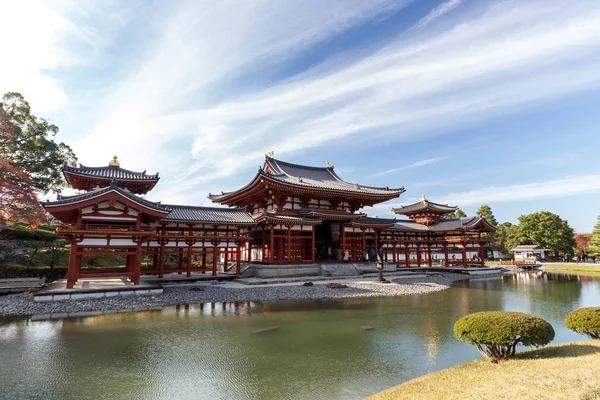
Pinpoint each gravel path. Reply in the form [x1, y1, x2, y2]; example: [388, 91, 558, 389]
[0, 273, 501, 317]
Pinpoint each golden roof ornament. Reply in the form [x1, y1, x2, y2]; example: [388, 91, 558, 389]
[267, 151, 275, 157]
[109, 156, 120, 167]
[421, 194, 428, 202]
[326, 160, 332, 167]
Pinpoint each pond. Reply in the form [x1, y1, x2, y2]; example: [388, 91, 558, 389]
[1, 271, 599, 400]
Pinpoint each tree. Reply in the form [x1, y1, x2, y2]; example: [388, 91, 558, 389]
[0, 108, 46, 226]
[443, 208, 466, 219]
[1, 92, 77, 194]
[493, 222, 519, 254]
[589, 216, 600, 254]
[514, 211, 576, 255]
[574, 234, 591, 253]
[476, 204, 497, 227]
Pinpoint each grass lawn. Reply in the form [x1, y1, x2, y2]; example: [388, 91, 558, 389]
[543, 263, 600, 274]
[368, 341, 600, 400]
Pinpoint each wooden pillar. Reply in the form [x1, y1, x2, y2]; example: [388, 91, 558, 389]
[261, 229, 266, 262]
[416, 246, 421, 267]
[186, 241, 193, 277]
[212, 242, 218, 276]
[236, 243, 242, 275]
[405, 246, 410, 268]
[479, 245, 485, 268]
[427, 245, 432, 267]
[178, 251, 183, 271]
[66, 242, 77, 289]
[158, 242, 165, 278]
[462, 242, 468, 268]
[311, 225, 316, 262]
[269, 227, 275, 262]
[341, 223, 346, 260]
[393, 246, 398, 265]
[202, 247, 207, 273]
[444, 244, 449, 268]
[362, 230, 366, 253]
[224, 245, 229, 273]
[287, 226, 291, 261]
[133, 241, 142, 285]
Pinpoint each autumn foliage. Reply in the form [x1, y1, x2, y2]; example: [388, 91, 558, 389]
[0, 108, 46, 226]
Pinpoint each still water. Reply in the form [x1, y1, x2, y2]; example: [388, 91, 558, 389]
[1, 272, 599, 400]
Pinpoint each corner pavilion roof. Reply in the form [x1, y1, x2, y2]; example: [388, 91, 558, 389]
[42, 182, 168, 214]
[209, 156, 405, 203]
[392, 195, 457, 215]
[63, 164, 159, 182]
[43, 183, 256, 226]
[356, 215, 496, 233]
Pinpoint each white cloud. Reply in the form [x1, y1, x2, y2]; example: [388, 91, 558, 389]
[434, 174, 600, 206]
[374, 157, 446, 176]
[414, 0, 464, 29]
[0, 0, 137, 113]
[32, 0, 600, 205]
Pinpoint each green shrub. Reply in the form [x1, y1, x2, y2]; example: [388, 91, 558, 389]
[565, 307, 600, 339]
[454, 311, 555, 363]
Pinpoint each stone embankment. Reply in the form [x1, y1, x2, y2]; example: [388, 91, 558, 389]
[0, 272, 502, 317]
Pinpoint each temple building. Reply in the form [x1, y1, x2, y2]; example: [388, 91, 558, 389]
[43, 155, 495, 288]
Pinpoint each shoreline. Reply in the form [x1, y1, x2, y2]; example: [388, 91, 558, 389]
[0, 272, 503, 317]
[367, 340, 600, 400]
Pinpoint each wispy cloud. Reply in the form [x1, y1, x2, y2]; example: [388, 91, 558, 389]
[374, 157, 446, 176]
[0, 0, 133, 113]
[414, 0, 464, 29]
[434, 174, 600, 206]
[48, 0, 600, 205]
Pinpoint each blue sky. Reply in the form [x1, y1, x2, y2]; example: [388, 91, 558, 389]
[1, 0, 599, 232]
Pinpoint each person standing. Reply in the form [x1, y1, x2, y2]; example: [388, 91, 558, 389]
[343, 250, 350, 264]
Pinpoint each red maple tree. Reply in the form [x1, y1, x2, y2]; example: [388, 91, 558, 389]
[574, 233, 591, 252]
[0, 108, 46, 227]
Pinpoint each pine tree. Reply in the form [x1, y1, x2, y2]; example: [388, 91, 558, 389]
[588, 215, 600, 254]
[477, 204, 498, 226]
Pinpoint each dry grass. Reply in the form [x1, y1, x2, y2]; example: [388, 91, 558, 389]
[543, 264, 600, 276]
[368, 341, 600, 400]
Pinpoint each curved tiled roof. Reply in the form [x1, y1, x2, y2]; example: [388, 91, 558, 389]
[63, 164, 159, 181]
[254, 211, 322, 225]
[209, 156, 405, 202]
[42, 183, 168, 213]
[162, 205, 256, 225]
[348, 217, 397, 227]
[392, 199, 457, 214]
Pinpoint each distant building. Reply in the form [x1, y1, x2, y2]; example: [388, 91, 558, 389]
[511, 245, 549, 261]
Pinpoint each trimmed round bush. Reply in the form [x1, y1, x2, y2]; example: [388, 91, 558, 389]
[565, 307, 600, 339]
[454, 311, 555, 363]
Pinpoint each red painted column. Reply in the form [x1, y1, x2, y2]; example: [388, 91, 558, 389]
[479, 245, 485, 268]
[311, 226, 316, 262]
[444, 245, 449, 268]
[134, 241, 143, 284]
[287, 226, 292, 261]
[428, 245, 433, 267]
[212, 242, 218, 276]
[269, 227, 275, 262]
[462, 242, 468, 268]
[405, 246, 410, 268]
[416, 246, 421, 267]
[236, 243, 242, 275]
[186, 241, 193, 277]
[158, 242, 165, 278]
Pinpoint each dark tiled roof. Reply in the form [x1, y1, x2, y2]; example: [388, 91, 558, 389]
[264, 157, 404, 196]
[348, 217, 397, 226]
[428, 216, 482, 231]
[162, 205, 256, 225]
[42, 183, 168, 213]
[393, 198, 457, 214]
[297, 209, 366, 220]
[389, 220, 429, 232]
[209, 156, 405, 201]
[64, 164, 159, 181]
[255, 211, 322, 224]
[510, 245, 548, 251]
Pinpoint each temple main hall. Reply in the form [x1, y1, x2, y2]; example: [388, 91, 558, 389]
[43, 155, 496, 287]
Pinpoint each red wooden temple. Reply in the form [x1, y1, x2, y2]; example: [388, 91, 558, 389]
[43, 155, 495, 288]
